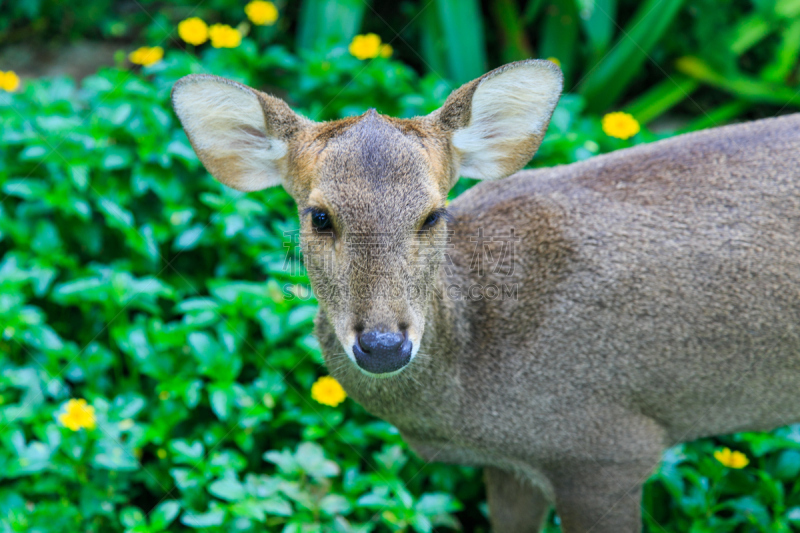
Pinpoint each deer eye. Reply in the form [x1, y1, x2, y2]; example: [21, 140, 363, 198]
[310, 210, 332, 231]
[422, 209, 444, 229]
[422, 208, 450, 229]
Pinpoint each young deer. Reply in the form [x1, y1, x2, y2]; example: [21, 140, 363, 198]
[172, 60, 800, 532]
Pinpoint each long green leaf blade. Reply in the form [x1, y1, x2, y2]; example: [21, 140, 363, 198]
[433, 0, 488, 84]
[578, 0, 685, 112]
[297, 0, 367, 51]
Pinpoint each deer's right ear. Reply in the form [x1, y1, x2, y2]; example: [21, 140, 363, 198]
[172, 74, 309, 192]
[430, 60, 563, 182]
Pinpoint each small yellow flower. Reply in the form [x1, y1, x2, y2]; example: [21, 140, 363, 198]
[714, 447, 749, 469]
[379, 43, 393, 58]
[178, 17, 209, 45]
[157, 448, 168, 459]
[0, 71, 20, 92]
[245, 0, 279, 26]
[602, 111, 640, 140]
[349, 33, 382, 60]
[128, 46, 164, 67]
[546, 57, 561, 68]
[209, 24, 242, 48]
[58, 399, 96, 431]
[311, 376, 347, 407]
[118, 418, 135, 431]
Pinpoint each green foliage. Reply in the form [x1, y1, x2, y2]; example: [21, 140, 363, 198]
[0, 42, 481, 532]
[2, 1, 800, 533]
[6, 0, 800, 120]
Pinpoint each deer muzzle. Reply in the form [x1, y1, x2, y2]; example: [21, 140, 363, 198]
[352, 328, 413, 374]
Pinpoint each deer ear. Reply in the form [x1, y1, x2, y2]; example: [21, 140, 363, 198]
[172, 74, 310, 191]
[431, 60, 563, 181]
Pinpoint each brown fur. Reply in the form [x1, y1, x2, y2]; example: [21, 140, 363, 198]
[173, 61, 800, 532]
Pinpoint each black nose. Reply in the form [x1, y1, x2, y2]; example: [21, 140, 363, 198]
[353, 329, 412, 374]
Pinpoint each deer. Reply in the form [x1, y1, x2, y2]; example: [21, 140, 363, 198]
[171, 59, 800, 532]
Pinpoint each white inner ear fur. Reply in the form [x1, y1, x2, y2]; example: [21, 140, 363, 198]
[453, 63, 562, 180]
[173, 78, 287, 191]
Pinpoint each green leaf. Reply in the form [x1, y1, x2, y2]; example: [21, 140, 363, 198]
[209, 383, 235, 421]
[92, 437, 139, 471]
[578, 0, 686, 111]
[295, 442, 340, 479]
[539, 0, 578, 84]
[150, 500, 181, 531]
[208, 477, 246, 502]
[296, 0, 366, 51]
[120, 507, 145, 528]
[2, 179, 47, 199]
[319, 494, 351, 516]
[415, 493, 460, 515]
[169, 440, 205, 464]
[180, 509, 225, 528]
[433, 0, 488, 84]
[173, 224, 206, 251]
[262, 497, 293, 517]
[374, 445, 407, 473]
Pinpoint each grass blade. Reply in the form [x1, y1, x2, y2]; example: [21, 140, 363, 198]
[761, 18, 800, 83]
[577, 0, 685, 112]
[579, 0, 617, 64]
[491, 0, 534, 63]
[676, 56, 800, 107]
[677, 101, 751, 133]
[433, 0, 488, 84]
[418, 3, 449, 77]
[539, 0, 579, 85]
[296, 0, 367, 51]
[523, 0, 546, 24]
[624, 11, 783, 124]
[625, 76, 700, 124]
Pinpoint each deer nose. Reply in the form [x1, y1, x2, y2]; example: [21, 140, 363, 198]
[353, 328, 412, 374]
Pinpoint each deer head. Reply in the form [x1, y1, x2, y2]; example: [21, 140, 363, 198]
[172, 60, 562, 377]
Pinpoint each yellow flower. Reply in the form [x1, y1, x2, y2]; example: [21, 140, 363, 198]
[245, 0, 279, 26]
[602, 111, 640, 140]
[157, 448, 168, 459]
[379, 43, 393, 58]
[714, 447, 749, 469]
[0, 71, 20, 92]
[128, 46, 164, 67]
[58, 399, 96, 431]
[209, 24, 242, 48]
[349, 33, 382, 60]
[178, 17, 209, 45]
[546, 56, 561, 68]
[311, 376, 347, 407]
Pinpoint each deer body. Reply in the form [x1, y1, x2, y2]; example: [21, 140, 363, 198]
[173, 60, 800, 531]
[316, 113, 800, 530]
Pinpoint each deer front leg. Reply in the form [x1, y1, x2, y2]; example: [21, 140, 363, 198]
[551, 459, 657, 533]
[485, 467, 551, 533]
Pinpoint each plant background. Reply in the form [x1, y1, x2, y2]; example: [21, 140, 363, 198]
[2, 0, 800, 532]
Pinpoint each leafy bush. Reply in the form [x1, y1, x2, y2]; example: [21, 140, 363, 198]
[3, 2, 800, 533]
[0, 42, 486, 532]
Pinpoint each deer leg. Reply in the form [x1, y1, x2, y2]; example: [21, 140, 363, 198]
[551, 459, 657, 533]
[485, 467, 551, 533]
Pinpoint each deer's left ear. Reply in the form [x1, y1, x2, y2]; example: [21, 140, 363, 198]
[429, 60, 563, 181]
